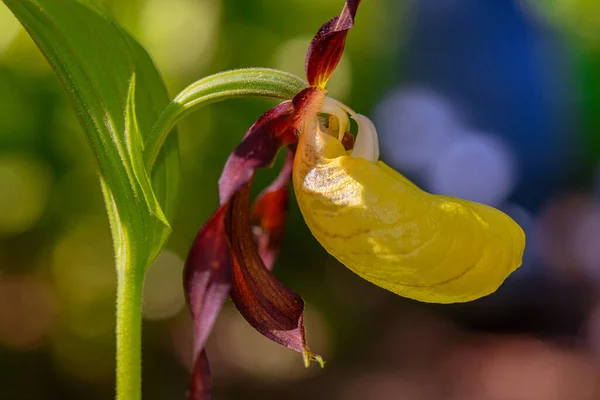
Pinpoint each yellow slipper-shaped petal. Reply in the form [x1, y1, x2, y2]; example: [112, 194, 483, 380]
[293, 111, 525, 304]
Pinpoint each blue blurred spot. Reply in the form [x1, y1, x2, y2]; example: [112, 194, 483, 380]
[402, 0, 572, 210]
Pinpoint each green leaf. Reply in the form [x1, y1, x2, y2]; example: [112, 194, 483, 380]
[3, 0, 179, 273]
[2, 1, 180, 397]
[144, 67, 307, 169]
[125, 73, 168, 227]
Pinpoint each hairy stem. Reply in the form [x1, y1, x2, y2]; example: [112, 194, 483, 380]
[116, 261, 144, 400]
[144, 68, 306, 171]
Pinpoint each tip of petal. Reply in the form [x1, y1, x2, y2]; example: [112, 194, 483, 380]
[302, 348, 325, 368]
[305, 1, 361, 87]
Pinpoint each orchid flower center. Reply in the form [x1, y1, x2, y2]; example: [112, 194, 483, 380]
[319, 96, 380, 162]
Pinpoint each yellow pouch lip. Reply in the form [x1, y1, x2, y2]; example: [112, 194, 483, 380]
[293, 111, 525, 304]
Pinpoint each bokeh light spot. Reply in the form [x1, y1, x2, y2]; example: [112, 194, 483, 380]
[536, 194, 595, 281]
[51, 217, 115, 304]
[50, 217, 116, 383]
[374, 87, 462, 177]
[143, 250, 185, 321]
[0, 3, 21, 56]
[0, 275, 56, 350]
[426, 132, 517, 206]
[585, 303, 600, 356]
[0, 154, 52, 235]
[140, 0, 220, 78]
[522, 0, 600, 41]
[51, 216, 115, 338]
[53, 334, 115, 383]
[572, 206, 600, 282]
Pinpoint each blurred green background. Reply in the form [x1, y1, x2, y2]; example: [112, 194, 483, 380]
[3, 0, 600, 399]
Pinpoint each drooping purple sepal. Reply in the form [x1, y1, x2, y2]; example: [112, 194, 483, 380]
[251, 149, 294, 270]
[184, 88, 325, 400]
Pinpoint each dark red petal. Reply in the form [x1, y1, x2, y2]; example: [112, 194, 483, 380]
[251, 149, 294, 270]
[305, 0, 362, 87]
[183, 206, 231, 400]
[213, 88, 324, 365]
[218, 101, 295, 204]
[227, 182, 322, 366]
[187, 350, 211, 400]
[184, 88, 326, 399]
[184, 205, 231, 353]
[218, 87, 323, 205]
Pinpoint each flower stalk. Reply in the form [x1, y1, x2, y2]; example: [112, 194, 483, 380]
[115, 259, 144, 400]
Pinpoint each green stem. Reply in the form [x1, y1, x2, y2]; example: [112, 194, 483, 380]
[143, 68, 307, 171]
[116, 262, 144, 400]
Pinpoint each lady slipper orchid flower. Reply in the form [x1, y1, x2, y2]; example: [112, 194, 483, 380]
[183, 0, 525, 398]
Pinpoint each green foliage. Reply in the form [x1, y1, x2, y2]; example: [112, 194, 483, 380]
[3, 0, 178, 276]
[2, 2, 180, 399]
